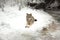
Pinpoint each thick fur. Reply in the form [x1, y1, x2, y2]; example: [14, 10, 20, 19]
[26, 13, 36, 28]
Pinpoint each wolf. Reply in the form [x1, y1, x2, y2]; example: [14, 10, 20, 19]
[25, 13, 37, 28]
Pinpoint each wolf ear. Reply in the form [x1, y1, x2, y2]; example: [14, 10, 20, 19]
[29, 13, 32, 15]
[27, 13, 29, 15]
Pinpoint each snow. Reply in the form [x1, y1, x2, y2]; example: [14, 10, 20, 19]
[0, 6, 57, 40]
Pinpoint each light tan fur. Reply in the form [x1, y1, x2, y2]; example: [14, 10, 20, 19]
[25, 13, 35, 28]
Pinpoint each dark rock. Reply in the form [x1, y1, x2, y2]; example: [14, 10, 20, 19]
[34, 19, 37, 21]
[57, 6, 60, 9]
[27, 2, 37, 7]
[34, 3, 46, 9]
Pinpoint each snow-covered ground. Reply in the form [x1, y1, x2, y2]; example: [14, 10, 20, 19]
[0, 6, 60, 40]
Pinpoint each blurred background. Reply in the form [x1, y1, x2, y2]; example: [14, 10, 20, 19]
[0, 0, 60, 22]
